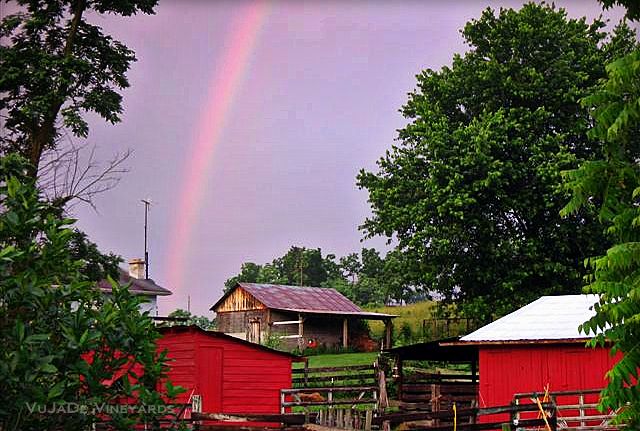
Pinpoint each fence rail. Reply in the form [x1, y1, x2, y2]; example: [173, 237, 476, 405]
[282, 362, 381, 430]
[513, 388, 622, 431]
[375, 402, 558, 431]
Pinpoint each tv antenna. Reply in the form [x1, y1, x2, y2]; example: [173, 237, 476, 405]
[141, 198, 153, 279]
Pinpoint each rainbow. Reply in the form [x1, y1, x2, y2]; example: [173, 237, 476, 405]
[165, 1, 270, 305]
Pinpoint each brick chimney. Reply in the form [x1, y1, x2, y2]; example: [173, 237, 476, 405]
[128, 258, 146, 279]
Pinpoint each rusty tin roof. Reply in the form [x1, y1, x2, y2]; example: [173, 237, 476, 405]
[212, 282, 395, 319]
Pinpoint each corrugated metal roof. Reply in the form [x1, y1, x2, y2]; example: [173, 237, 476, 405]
[212, 282, 395, 319]
[97, 268, 172, 296]
[460, 294, 600, 342]
[241, 282, 360, 312]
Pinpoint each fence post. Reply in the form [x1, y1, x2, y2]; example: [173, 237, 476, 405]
[550, 404, 558, 431]
[304, 359, 309, 387]
[378, 368, 389, 412]
[579, 393, 585, 429]
[431, 383, 441, 426]
[509, 399, 518, 430]
[365, 410, 373, 431]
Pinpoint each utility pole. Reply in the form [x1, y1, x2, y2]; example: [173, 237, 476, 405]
[299, 249, 304, 286]
[141, 199, 152, 279]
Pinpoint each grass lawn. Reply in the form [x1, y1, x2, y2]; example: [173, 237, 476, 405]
[293, 351, 380, 369]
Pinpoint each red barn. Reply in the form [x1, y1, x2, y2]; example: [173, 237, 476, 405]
[456, 295, 619, 422]
[157, 326, 300, 415]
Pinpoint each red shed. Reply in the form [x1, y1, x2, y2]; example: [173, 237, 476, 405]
[157, 326, 300, 415]
[455, 295, 619, 422]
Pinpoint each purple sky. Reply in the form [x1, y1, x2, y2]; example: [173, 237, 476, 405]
[54, 1, 632, 316]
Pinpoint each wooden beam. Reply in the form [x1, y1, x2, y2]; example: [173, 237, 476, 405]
[384, 319, 393, 349]
[298, 313, 304, 350]
[343, 318, 348, 348]
[266, 309, 271, 337]
[471, 359, 477, 384]
[191, 412, 307, 425]
[397, 356, 404, 401]
[272, 320, 303, 325]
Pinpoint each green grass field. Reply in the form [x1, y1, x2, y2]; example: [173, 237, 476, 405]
[366, 300, 435, 340]
[294, 352, 380, 369]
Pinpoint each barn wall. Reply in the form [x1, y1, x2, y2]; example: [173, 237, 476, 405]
[196, 332, 293, 414]
[156, 332, 198, 405]
[478, 344, 617, 422]
[218, 309, 368, 351]
[215, 288, 265, 312]
[216, 309, 268, 336]
[269, 311, 345, 350]
[158, 328, 294, 415]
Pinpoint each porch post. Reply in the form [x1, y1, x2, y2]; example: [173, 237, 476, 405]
[298, 313, 304, 350]
[343, 318, 348, 348]
[384, 319, 393, 349]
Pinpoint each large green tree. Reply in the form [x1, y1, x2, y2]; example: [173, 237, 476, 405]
[166, 309, 216, 331]
[224, 246, 411, 306]
[224, 246, 331, 291]
[0, 155, 183, 430]
[0, 0, 157, 179]
[357, 3, 638, 319]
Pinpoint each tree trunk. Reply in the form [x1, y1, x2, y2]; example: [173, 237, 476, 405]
[27, 0, 86, 178]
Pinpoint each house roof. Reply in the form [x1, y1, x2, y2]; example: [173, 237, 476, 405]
[211, 282, 396, 320]
[158, 325, 303, 360]
[97, 268, 172, 297]
[458, 294, 599, 344]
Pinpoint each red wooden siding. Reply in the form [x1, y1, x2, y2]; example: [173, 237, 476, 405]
[157, 327, 293, 415]
[157, 331, 199, 405]
[198, 347, 223, 412]
[478, 344, 618, 422]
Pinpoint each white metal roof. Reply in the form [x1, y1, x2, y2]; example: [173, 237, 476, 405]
[460, 294, 600, 342]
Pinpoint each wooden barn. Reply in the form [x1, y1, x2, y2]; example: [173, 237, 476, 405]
[451, 294, 620, 423]
[212, 282, 395, 351]
[157, 325, 301, 415]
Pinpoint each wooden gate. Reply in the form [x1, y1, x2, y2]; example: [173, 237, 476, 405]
[514, 388, 623, 430]
[281, 362, 380, 430]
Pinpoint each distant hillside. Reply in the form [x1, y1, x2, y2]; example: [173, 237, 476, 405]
[365, 300, 478, 346]
[366, 301, 435, 344]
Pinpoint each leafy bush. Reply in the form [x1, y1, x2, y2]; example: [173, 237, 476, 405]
[0, 155, 185, 430]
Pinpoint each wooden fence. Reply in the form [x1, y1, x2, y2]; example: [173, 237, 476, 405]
[396, 370, 478, 415]
[291, 364, 378, 389]
[514, 388, 622, 431]
[375, 401, 558, 431]
[282, 363, 380, 430]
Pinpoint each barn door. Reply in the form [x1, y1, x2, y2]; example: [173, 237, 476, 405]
[198, 347, 223, 413]
[247, 318, 261, 344]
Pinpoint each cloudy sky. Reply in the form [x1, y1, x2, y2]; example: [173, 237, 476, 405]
[37, 0, 631, 316]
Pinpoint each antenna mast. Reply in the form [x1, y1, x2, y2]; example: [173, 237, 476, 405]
[141, 199, 152, 279]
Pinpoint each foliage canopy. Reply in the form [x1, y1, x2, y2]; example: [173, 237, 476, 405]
[0, 0, 157, 176]
[357, 3, 638, 319]
[563, 34, 640, 429]
[224, 246, 415, 306]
